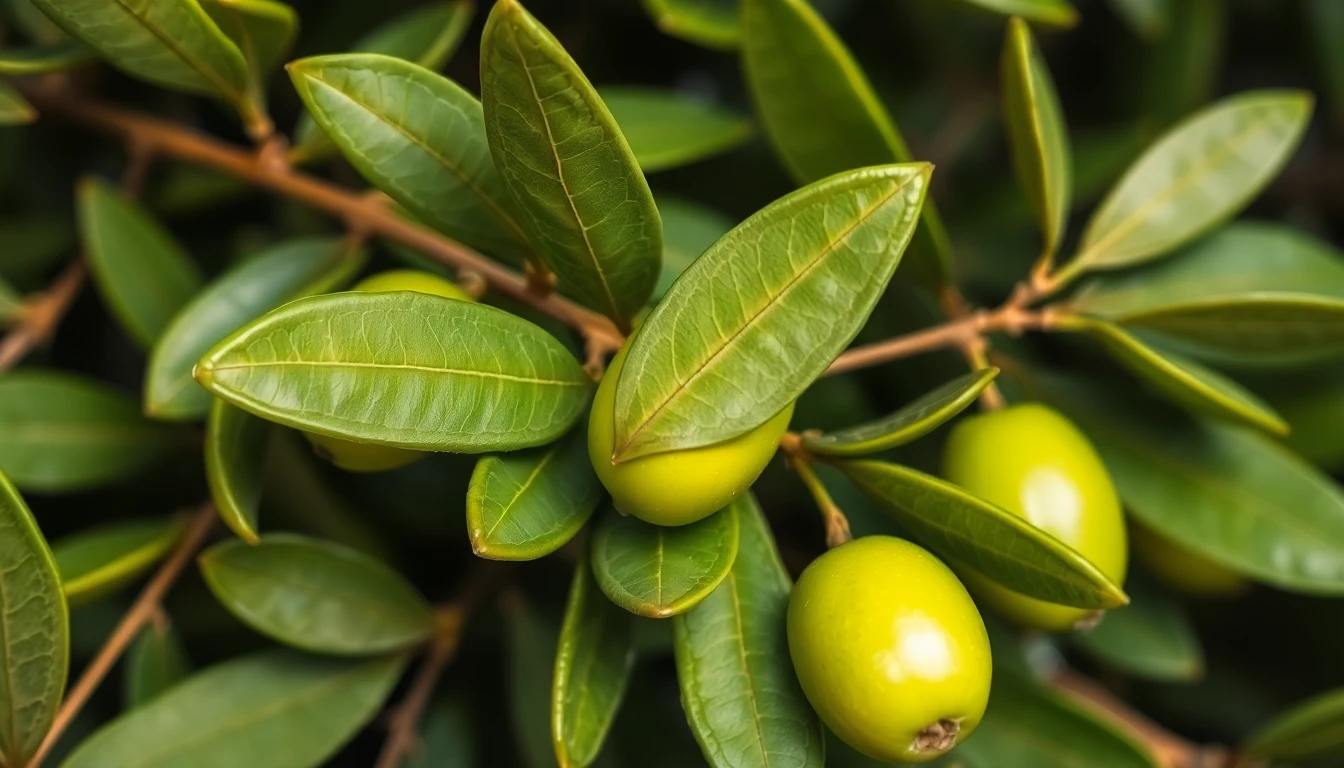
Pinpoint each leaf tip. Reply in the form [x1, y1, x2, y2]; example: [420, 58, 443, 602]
[192, 360, 215, 389]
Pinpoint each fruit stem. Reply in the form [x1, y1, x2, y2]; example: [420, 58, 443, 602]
[783, 440, 852, 548]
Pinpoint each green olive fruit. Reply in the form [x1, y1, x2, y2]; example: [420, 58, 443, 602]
[1131, 522, 1250, 598]
[588, 344, 794, 526]
[305, 269, 472, 472]
[943, 403, 1128, 632]
[788, 536, 991, 764]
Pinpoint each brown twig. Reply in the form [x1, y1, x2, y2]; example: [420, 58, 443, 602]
[28, 504, 217, 768]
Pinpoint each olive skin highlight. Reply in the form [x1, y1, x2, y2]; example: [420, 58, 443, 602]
[788, 536, 992, 764]
[943, 403, 1128, 632]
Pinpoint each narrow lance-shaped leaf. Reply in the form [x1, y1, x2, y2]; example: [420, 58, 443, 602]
[641, 0, 741, 50]
[673, 493, 824, 768]
[614, 164, 928, 461]
[0, 470, 68, 768]
[553, 550, 635, 768]
[61, 650, 405, 768]
[123, 619, 191, 709]
[146, 236, 367, 421]
[802, 369, 999, 457]
[54, 516, 185, 607]
[0, 40, 95, 75]
[205, 398, 270, 544]
[1245, 687, 1344, 761]
[600, 87, 752, 173]
[0, 80, 36, 125]
[467, 423, 603, 562]
[591, 502, 740, 619]
[1074, 577, 1204, 682]
[78, 177, 204, 348]
[1002, 17, 1072, 261]
[195, 292, 592, 453]
[742, 0, 951, 287]
[957, 0, 1078, 27]
[201, 0, 297, 107]
[481, 0, 662, 327]
[289, 54, 533, 264]
[199, 534, 436, 655]
[836, 460, 1129, 609]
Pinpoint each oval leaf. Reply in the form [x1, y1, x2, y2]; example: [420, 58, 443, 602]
[199, 534, 435, 655]
[1245, 687, 1344, 761]
[1002, 17, 1072, 260]
[1068, 90, 1312, 276]
[146, 236, 366, 420]
[590, 501, 740, 618]
[0, 40, 95, 75]
[54, 516, 184, 607]
[601, 87, 752, 173]
[673, 493, 824, 768]
[288, 53, 532, 263]
[836, 460, 1129, 609]
[553, 551, 635, 768]
[205, 398, 270, 544]
[61, 650, 405, 768]
[481, 0, 662, 327]
[641, 0, 740, 50]
[0, 470, 68, 767]
[467, 424, 603, 561]
[195, 292, 592, 453]
[613, 165, 928, 461]
[1073, 578, 1203, 682]
[78, 177, 204, 348]
[123, 619, 191, 709]
[0, 370, 177, 492]
[802, 369, 999, 457]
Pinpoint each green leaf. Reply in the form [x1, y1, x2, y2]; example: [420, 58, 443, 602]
[673, 493, 823, 768]
[123, 619, 191, 709]
[836, 460, 1129, 610]
[1107, 0, 1171, 39]
[553, 551, 635, 768]
[614, 165, 928, 461]
[1245, 687, 1344, 761]
[1002, 17, 1072, 261]
[1139, 0, 1224, 126]
[601, 87, 752, 173]
[201, 0, 296, 106]
[4, 0, 68, 44]
[146, 236, 366, 420]
[0, 40, 95, 75]
[1074, 578, 1203, 682]
[0, 276, 20, 322]
[741, 0, 950, 287]
[0, 80, 35, 125]
[1066, 90, 1312, 278]
[199, 534, 435, 655]
[61, 650, 405, 768]
[467, 424, 603, 561]
[205, 399, 270, 544]
[481, 0, 662, 327]
[641, 0, 740, 50]
[288, 54, 533, 264]
[78, 177, 204, 348]
[0, 217, 74, 287]
[801, 369, 999, 457]
[1067, 318, 1289, 435]
[0, 370, 177, 493]
[54, 517, 185, 607]
[654, 197, 734, 303]
[195, 292, 592, 453]
[956, 0, 1078, 26]
[590, 501, 740, 618]
[405, 695, 477, 768]
[0, 470, 68, 767]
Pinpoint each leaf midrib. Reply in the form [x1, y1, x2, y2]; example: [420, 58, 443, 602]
[109, 0, 245, 105]
[482, 446, 560, 541]
[207, 359, 586, 387]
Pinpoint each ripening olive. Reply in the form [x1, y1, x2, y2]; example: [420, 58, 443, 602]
[587, 344, 794, 526]
[305, 269, 472, 472]
[1131, 522, 1250, 598]
[943, 403, 1128, 632]
[788, 536, 991, 764]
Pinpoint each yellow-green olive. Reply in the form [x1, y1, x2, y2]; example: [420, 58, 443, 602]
[588, 344, 794, 526]
[305, 269, 472, 472]
[943, 403, 1128, 632]
[788, 536, 991, 764]
[1131, 522, 1250, 598]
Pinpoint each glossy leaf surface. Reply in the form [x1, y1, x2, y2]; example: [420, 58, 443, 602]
[1245, 687, 1344, 760]
[591, 501, 740, 618]
[61, 650, 405, 768]
[802, 368, 998, 456]
[481, 0, 662, 326]
[199, 534, 435, 655]
[641, 0, 740, 49]
[78, 177, 204, 348]
[601, 87, 751, 173]
[838, 460, 1128, 609]
[553, 552, 635, 768]
[0, 471, 68, 767]
[614, 165, 928, 460]
[147, 237, 365, 420]
[205, 399, 270, 544]
[1074, 579, 1203, 682]
[673, 494, 823, 768]
[467, 424, 602, 561]
[0, 370, 177, 492]
[196, 292, 592, 452]
[54, 517, 184, 606]
[958, 0, 1078, 26]
[289, 54, 533, 263]
[124, 620, 191, 709]
[0, 40, 94, 75]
